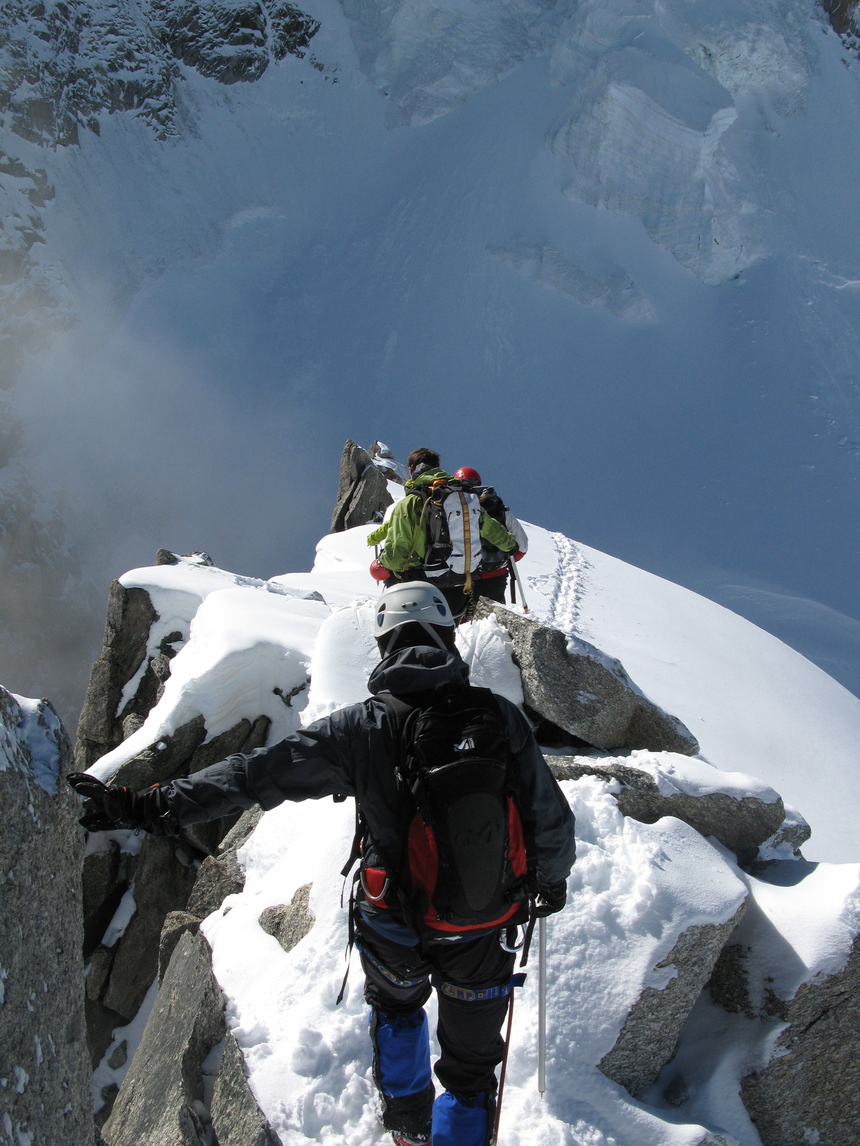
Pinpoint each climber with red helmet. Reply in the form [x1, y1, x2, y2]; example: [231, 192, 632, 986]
[452, 467, 528, 606]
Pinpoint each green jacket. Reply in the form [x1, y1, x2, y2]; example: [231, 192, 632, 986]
[373, 468, 517, 574]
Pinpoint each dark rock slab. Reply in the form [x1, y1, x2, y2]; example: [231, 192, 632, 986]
[76, 581, 159, 768]
[188, 855, 245, 919]
[110, 712, 270, 818]
[0, 688, 91, 1145]
[188, 715, 260, 772]
[330, 439, 393, 532]
[159, 911, 202, 983]
[102, 930, 226, 1146]
[180, 715, 270, 856]
[82, 839, 138, 957]
[210, 1034, 281, 1146]
[102, 835, 198, 1021]
[159, 0, 320, 84]
[161, 806, 266, 983]
[740, 943, 860, 1146]
[259, 883, 315, 953]
[823, 0, 858, 36]
[185, 804, 264, 921]
[109, 714, 207, 790]
[549, 757, 786, 868]
[86, 995, 127, 1071]
[476, 601, 698, 754]
[599, 900, 748, 1097]
[220, 804, 265, 852]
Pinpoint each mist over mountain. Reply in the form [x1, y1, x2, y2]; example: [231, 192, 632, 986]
[2, 0, 860, 718]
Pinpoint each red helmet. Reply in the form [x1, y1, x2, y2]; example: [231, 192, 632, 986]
[454, 466, 481, 483]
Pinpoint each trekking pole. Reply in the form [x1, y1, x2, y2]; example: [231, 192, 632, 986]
[538, 916, 547, 1097]
[509, 558, 529, 615]
[490, 990, 516, 1146]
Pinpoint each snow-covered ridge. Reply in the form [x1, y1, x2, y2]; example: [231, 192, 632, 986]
[78, 497, 860, 1144]
[92, 518, 860, 860]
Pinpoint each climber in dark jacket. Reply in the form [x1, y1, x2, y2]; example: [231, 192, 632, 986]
[69, 582, 575, 1146]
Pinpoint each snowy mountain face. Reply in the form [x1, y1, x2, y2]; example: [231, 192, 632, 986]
[1, 0, 860, 715]
[0, 0, 325, 718]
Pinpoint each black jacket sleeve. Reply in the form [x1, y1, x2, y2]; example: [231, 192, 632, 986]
[164, 703, 368, 826]
[496, 695, 577, 884]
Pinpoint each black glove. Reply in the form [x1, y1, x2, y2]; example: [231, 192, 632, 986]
[534, 879, 567, 917]
[66, 773, 177, 835]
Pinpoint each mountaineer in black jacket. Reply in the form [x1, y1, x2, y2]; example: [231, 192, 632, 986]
[70, 581, 576, 1146]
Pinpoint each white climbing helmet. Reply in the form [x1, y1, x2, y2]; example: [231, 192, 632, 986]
[375, 581, 454, 638]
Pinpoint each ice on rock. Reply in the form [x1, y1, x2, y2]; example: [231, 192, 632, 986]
[657, 0, 810, 106]
[546, 0, 814, 283]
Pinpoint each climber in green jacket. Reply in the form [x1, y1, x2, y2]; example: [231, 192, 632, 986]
[368, 448, 518, 618]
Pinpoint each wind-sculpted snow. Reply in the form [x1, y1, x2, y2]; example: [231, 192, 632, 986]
[90, 582, 330, 782]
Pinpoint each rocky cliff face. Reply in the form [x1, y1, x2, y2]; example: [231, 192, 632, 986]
[0, 1, 320, 150]
[0, 687, 91, 1146]
[823, 0, 860, 36]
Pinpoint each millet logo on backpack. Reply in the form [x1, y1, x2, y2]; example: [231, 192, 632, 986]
[454, 737, 476, 752]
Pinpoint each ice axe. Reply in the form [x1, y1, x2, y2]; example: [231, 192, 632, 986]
[508, 556, 529, 614]
[538, 916, 547, 1096]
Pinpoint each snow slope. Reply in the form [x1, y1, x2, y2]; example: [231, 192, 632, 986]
[2, 0, 860, 711]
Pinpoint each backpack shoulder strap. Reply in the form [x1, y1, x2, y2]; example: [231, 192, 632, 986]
[374, 691, 417, 769]
[340, 694, 415, 877]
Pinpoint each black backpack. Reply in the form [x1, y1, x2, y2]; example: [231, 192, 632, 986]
[409, 480, 483, 589]
[359, 686, 535, 936]
[476, 485, 510, 573]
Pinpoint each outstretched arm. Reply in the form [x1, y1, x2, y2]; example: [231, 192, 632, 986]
[69, 703, 369, 833]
